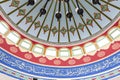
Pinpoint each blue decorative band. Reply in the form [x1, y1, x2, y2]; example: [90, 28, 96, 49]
[0, 48, 120, 78]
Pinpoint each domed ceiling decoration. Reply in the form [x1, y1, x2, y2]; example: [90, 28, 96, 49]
[0, 0, 120, 46]
[0, 0, 120, 80]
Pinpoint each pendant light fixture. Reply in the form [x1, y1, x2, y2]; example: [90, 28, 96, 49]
[27, 0, 101, 21]
[55, 0, 62, 21]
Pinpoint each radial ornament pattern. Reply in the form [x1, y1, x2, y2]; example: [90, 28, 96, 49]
[0, 0, 120, 46]
[0, 0, 120, 80]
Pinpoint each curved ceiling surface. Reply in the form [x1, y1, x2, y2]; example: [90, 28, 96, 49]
[0, 0, 120, 46]
[0, 0, 120, 80]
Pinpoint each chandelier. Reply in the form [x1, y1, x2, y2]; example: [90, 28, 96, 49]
[27, 0, 101, 21]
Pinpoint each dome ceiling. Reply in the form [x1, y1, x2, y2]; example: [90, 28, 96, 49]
[0, 0, 120, 80]
[0, 0, 120, 46]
